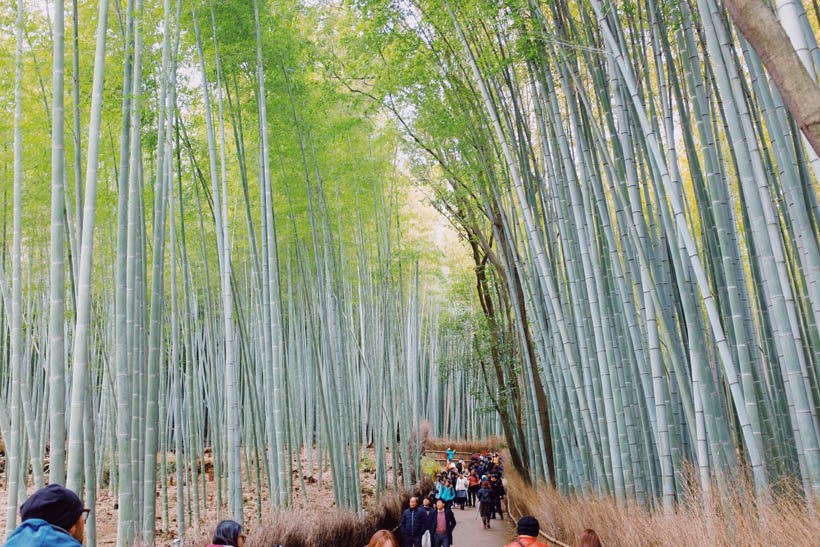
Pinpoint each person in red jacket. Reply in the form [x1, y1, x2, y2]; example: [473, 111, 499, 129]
[467, 469, 480, 507]
[504, 516, 550, 547]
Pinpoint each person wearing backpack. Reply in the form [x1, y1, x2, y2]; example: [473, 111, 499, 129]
[476, 480, 494, 529]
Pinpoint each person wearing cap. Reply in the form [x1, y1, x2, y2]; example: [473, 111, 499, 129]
[503, 516, 549, 547]
[3, 484, 90, 547]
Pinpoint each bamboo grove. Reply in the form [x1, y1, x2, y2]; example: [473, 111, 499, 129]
[7, 0, 820, 543]
[0, 1, 505, 546]
[335, 0, 820, 516]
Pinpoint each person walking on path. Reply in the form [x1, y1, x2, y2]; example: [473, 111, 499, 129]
[400, 497, 427, 547]
[477, 480, 494, 529]
[467, 470, 480, 507]
[434, 474, 445, 501]
[3, 484, 90, 547]
[427, 499, 456, 547]
[490, 474, 505, 519]
[455, 474, 469, 510]
[504, 516, 550, 547]
[439, 478, 456, 509]
[422, 497, 433, 518]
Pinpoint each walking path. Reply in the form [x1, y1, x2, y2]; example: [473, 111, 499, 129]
[451, 504, 511, 546]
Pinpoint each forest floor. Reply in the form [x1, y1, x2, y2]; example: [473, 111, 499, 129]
[0, 445, 408, 545]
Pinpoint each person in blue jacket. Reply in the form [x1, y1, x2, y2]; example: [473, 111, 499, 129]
[399, 497, 427, 547]
[3, 484, 90, 547]
[438, 478, 456, 510]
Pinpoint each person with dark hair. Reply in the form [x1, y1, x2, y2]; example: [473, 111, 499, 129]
[400, 497, 426, 547]
[578, 529, 602, 547]
[427, 499, 456, 547]
[421, 497, 434, 518]
[467, 469, 480, 508]
[208, 519, 245, 547]
[476, 480, 494, 529]
[489, 475, 505, 519]
[439, 479, 456, 509]
[3, 484, 90, 547]
[433, 474, 444, 501]
[454, 473, 469, 510]
[503, 516, 549, 547]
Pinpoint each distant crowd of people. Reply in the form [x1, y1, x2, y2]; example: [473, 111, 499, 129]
[381, 448, 601, 547]
[3, 461, 602, 547]
[431, 450, 506, 529]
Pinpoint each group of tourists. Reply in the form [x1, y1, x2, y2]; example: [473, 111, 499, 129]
[439, 450, 505, 528]
[392, 450, 506, 547]
[2, 469, 601, 547]
[397, 496, 456, 547]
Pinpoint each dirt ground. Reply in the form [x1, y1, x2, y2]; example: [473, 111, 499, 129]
[0, 445, 407, 545]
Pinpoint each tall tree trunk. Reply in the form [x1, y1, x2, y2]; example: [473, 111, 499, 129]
[723, 0, 820, 156]
[114, 0, 135, 544]
[141, 0, 173, 540]
[48, 0, 67, 488]
[5, 0, 25, 534]
[65, 0, 111, 495]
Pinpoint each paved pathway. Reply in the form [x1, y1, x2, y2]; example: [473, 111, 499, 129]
[450, 504, 512, 546]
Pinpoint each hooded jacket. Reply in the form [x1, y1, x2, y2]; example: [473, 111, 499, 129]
[3, 519, 82, 547]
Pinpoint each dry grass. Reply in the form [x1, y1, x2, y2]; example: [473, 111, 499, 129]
[506, 462, 820, 547]
[424, 436, 505, 454]
[185, 477, 432, 547]
[0, 444, 412, 545]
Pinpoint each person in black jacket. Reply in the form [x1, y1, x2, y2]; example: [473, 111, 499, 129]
[427, 499, 456, 547]
[421, 497, 434, 519]
[477, 480, 494, 529]
[489, 475, 505, 519]
[400, 497, 426, 547]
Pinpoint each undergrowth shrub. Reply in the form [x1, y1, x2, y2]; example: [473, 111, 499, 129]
[506, 460, 820, 546]
[186, 477, 433, 547]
